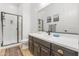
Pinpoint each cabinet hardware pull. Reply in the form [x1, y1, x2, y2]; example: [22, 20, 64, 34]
[57, 49, 64, 55]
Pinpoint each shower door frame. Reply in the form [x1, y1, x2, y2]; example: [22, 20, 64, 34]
[1, 12, 23, 46]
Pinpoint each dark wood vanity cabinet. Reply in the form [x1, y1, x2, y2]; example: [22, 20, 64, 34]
[29, 35, 51, 56]
[28, 35, 78, 56]
[33, 37, 50, 56]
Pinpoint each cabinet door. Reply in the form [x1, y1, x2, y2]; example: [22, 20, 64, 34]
[40, 46, 50, 56]
[33, 42, 40, 56]
[29, 39, 33, 54]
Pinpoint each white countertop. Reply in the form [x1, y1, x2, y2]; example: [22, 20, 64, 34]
[29, 32, 79, 52]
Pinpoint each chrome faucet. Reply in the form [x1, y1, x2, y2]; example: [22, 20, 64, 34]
[46, 31, 51, 35]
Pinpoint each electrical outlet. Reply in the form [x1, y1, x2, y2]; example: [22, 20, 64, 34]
[64, 30, 67, 32]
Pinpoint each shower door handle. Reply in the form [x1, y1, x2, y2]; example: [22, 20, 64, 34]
[16, 28, 18, 30]
[16, 28, 17, 30]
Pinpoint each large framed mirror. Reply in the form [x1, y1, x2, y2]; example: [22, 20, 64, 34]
[38, 3, 79, 35]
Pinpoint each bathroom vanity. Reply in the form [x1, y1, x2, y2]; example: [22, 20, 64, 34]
[28, 32, 79, 56]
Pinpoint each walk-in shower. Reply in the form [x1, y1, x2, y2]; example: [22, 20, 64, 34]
[1, 12, 23, 46]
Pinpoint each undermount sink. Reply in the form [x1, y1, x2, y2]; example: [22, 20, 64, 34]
[37, 31, 48, 35]
[53, 33, 60, 37]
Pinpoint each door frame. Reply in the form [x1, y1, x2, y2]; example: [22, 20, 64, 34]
[1, 11, 23, 46]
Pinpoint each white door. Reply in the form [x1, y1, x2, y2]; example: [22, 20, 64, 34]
[3, 14, 17, 45]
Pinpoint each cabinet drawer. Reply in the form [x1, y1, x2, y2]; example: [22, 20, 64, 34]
[40, 40, 50, 48]
[33, 37, 50, 48]
[40, 45, 50, 56]
[51, 43, 78, 56]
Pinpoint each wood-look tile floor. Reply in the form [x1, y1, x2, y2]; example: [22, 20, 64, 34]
[5, 46, 23, 56]
[0, 49, 5, 56]
[0, 46, 33, 56]
[20, 49, 33, 56]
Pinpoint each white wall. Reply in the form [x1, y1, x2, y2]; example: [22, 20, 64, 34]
[30, 3, 40, 33]
[0, 3, 18, 14]
[21, 3, 40, 40]
[38, 3, 51, 11]
[38, 3, 79, 34]
[0, 3, 19, 42]
[17, 3, 23, 15]
[22, 3, 31, 40]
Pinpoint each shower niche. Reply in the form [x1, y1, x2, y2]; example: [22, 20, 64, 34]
[1, 12, 23, 46]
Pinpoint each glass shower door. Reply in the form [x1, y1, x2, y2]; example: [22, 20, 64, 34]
[3, 13, 17, 45]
